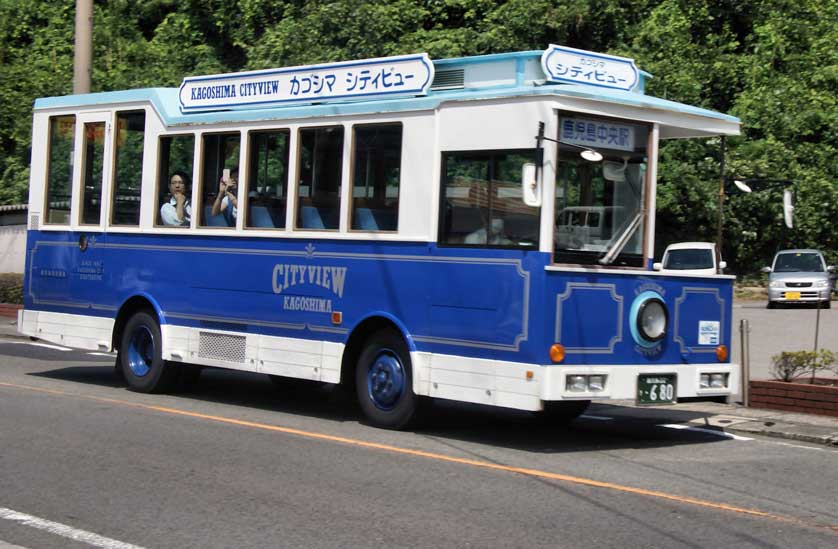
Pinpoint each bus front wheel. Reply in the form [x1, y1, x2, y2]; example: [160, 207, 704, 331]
[118, 311, 178, 393]
[355, 329, 419, 430]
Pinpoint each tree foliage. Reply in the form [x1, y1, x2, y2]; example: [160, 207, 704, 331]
[0, 0, 835, 273]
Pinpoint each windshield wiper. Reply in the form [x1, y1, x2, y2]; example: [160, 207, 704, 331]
[598, 210, 644, 265]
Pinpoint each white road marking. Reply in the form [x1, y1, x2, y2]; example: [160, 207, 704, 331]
[88, 352, 116, 357]
[660, 423, 753, 441]
[0, 507, 144, 549]
[579, 414, 614, 421]
[770, 441, 831, 452]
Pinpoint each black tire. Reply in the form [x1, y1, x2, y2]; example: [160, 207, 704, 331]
[541, 400, 590, 423]
[766, 301, 776, 309]
[355, 328, 419, 430]
[118, 310, 178, 393]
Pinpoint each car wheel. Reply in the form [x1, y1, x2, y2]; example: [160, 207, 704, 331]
[118, 310, 178, 393]
[355, 328, 419, 430]
[766, 301, 776, 310]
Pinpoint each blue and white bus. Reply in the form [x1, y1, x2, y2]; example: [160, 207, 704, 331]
[19, 46, 740, 428]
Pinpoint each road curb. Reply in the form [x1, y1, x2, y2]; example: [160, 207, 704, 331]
[726, 421, 838, 447]
[0, 319, 28, 341]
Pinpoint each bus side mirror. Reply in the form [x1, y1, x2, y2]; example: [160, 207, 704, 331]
[718, 261, 727, 270]
[652, 262, 662, 271]
[761, 266, 772, 273]
[521, 163, 541, 207]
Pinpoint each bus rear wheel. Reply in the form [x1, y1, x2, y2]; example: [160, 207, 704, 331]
[355, 329, 419, 430]
[118, 311, 178, 393]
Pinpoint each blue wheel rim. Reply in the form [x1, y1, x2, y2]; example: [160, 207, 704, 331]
[366, 348, 405, 411]
[126, 325, 154, 377]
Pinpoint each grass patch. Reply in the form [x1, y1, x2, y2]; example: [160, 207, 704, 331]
[734, 284, 766, 301]
[0, 273, 23, 304]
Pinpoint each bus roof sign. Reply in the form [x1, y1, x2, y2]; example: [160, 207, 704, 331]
[178, 53, 434, 113]
[541, 45, 639, 92]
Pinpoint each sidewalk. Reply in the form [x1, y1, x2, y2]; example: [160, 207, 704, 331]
[1, 311, 836, 447]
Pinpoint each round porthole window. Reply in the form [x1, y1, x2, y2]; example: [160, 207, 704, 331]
[630, 291, 668, 347]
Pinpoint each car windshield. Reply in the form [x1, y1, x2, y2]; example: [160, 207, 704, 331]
[664, 249, 714, 270]
[773, 253, 824, 273]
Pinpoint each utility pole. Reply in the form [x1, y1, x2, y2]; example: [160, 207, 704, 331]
[73, 0, 93, 94]
[716, 136, 726, 267]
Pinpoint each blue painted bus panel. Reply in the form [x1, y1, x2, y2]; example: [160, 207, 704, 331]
[544, 270, 732, 365]
[24, 231, 731, 367]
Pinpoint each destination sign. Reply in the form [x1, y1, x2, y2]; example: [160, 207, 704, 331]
[179, 53, 434, 112]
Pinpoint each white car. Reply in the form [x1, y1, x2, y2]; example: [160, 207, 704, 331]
[653, 242, 726, 275]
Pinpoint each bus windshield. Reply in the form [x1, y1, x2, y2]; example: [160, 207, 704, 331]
[553, 117, 648, 266]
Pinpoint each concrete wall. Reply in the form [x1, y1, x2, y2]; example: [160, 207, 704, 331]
[0, 225, 26, 273]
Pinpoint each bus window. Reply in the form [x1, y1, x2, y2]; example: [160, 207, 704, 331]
[44, 115, 76, 224]
[156, 134, 195, 227]
[201, 133, 240, 228]
[79, 121, 106, 226]
[111, 111, 145, 226]
[296, 126, 343, 230]
[350, 124, 401, 231]
[439, 151, 539, 247]
[246, 130, 289, 229]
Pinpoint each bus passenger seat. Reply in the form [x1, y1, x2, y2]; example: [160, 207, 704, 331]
[354, 208, 378, 230]
[204, 206, 228, 227]
[300, 205, 325, 229]
[250, 205, 275, 228]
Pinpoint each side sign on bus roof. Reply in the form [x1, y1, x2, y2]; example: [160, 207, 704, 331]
[541, 45, 639, 92]
[179, 53, 434, 112]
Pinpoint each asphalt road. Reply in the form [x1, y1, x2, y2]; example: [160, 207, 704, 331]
[732, 301, 838, 383]
[1, 340, 837, 548]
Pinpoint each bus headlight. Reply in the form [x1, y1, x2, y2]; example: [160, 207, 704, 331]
[587, 375, 605, 392]
[700, 373, 728, 389]
[710, 373, 727, 388]
[565, 374, 607, 392]
[630, 291, 669, 347]
[567, 375, 588, 392]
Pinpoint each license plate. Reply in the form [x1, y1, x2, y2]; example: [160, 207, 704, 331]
[637, 374, 677, 405]
[785, 291, 801, 300]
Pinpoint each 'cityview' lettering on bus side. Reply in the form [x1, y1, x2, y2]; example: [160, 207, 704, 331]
[272, 264, 348, 298]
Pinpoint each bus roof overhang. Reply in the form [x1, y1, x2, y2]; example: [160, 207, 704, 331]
[545, 84, 740, 139]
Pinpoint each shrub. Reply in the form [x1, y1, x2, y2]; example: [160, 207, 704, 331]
[0, 273, 23, 304]
[770, 350, 836, 382]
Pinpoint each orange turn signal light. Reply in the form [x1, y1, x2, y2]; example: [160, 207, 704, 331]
[716, 344, 728, 362]
[549, 344, 566, 363]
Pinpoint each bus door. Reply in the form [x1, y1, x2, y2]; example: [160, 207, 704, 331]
[70, 112, 110, 307]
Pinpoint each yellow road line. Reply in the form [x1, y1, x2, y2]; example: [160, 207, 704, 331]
[1, 381, 835, 532]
